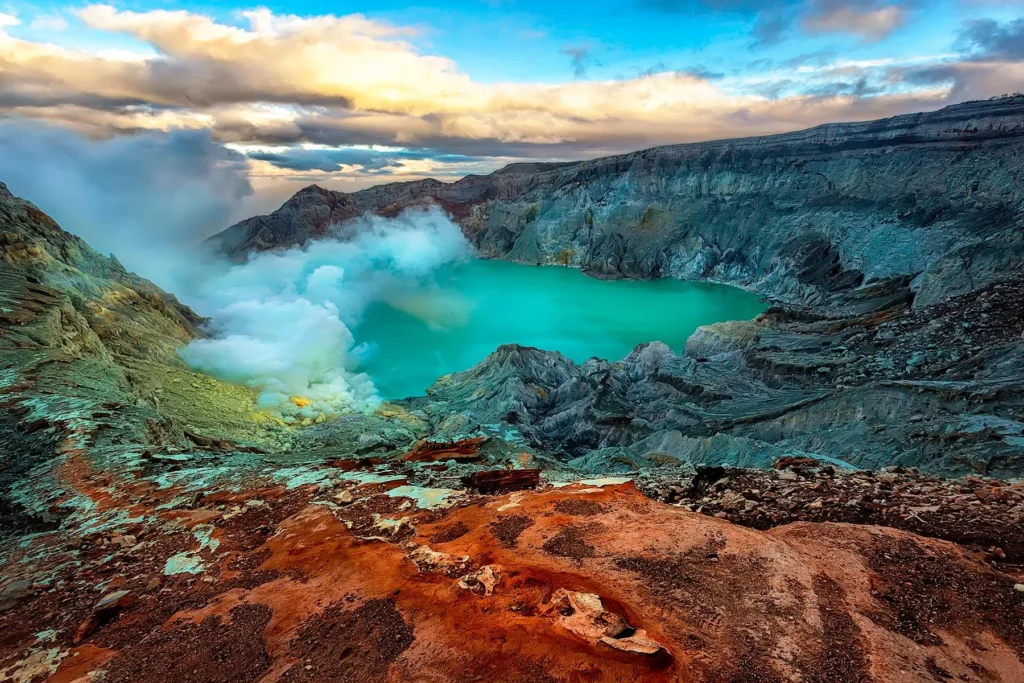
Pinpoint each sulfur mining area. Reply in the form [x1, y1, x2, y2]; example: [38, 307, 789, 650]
[2, 97, 1024, 683]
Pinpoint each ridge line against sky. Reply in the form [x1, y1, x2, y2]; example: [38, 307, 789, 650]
[0, 0, 1023, 217]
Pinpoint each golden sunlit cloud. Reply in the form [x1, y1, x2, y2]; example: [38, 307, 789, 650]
[1, 2, 1020, 182]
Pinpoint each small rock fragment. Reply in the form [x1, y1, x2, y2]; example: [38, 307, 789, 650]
[600, 629, 664, 655]
[94, 590, 136, 614]
[548, 589, 627, 641]
[408, 545, 468, 573]
[74, 590, 137, 644]
[0, 579, 33, 612]
[457, 565, 502, 596]
[547, 589, 666, 656]
[719, 491, 746, 511]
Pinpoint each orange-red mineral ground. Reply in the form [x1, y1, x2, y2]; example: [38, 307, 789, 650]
[1, 469, 1023, 683]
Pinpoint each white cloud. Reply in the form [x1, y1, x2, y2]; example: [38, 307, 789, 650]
[28, 15, 69, 32]
[0, 3, 1020, 177]
[802, 4, 909, 42]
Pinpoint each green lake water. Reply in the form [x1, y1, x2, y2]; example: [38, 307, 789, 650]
[356, 259, 767, 399]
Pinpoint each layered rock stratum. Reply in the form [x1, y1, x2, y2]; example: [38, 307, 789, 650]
[212, 96, 1024, 309]
[1, 98, 1024, 682]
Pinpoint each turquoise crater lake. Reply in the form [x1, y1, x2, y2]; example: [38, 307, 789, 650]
[356, 259, 767, 399]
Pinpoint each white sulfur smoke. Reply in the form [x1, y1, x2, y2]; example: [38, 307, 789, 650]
[0, 122, 253, 291]
[0, 122, 473, 420]
[178, 207, 472, 422]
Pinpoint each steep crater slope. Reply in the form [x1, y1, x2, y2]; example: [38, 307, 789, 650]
[212, 97, 1024, 477]
[1, 167, 1023, 683]
[0, 182, 297, 533]
[213, 96, 1024, 308]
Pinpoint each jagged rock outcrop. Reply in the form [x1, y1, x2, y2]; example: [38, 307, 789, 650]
[211, 96, 1024, 309]
[0, 182, 205, 360]
[407, 271, 1024, 476]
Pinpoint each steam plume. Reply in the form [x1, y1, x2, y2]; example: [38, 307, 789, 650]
[0, 123, 472, 420]
[0, 122, 252, 290]
[179, 208, 471, 421]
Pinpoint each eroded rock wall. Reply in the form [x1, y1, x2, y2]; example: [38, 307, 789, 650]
[212, 96, 1024, 309]
[204, 98, 1024, 477]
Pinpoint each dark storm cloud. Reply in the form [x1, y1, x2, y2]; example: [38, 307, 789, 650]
[745, 51, 838, 73]
[679, 65, 727, 79]
[0, 53, 354, 111]
[214, 111, 619, 160]
[782, 51, 838, 68]
[248, 149, 401, 173]
[751, 9, 791, 46]
[802, 77, 882, 98]
[753, 79, 798, 99]
[0, 89, 151, 110]
[638, 0, 778, 10]
[638, 62, 725, 79]
[637, 0, 921, 44]
[889, 60, 1024, 102]
[890, 16, 1024, 100]
[745, 58, 776, 71]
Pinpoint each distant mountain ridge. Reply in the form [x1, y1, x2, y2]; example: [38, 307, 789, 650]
[210, 95, 1024, 309]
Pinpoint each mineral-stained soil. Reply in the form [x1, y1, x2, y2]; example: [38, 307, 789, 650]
[103, 604, 274, 683]
[552, 499, 607, 516]
[488, 514, 535, 548]
[2, 465, 1023, 683]
[541, 522, 600, 561]
[428, 521, 470, 544]
[639, 462, 1024, 561]
[285, 598, 415, 682]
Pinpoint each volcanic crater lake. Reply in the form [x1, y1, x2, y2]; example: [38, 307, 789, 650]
[357, 259, 767, 399]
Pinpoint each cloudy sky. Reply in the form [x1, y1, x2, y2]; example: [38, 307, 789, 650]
[1, 0, 1023, 216]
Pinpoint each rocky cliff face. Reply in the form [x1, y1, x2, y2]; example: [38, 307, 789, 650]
[209, 96, 1024, 477]
[212, 96, 1024, 309]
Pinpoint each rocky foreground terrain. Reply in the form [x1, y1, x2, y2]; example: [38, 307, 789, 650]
[1, 97, 1024, 682]
[3, 458, 1024, 683]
